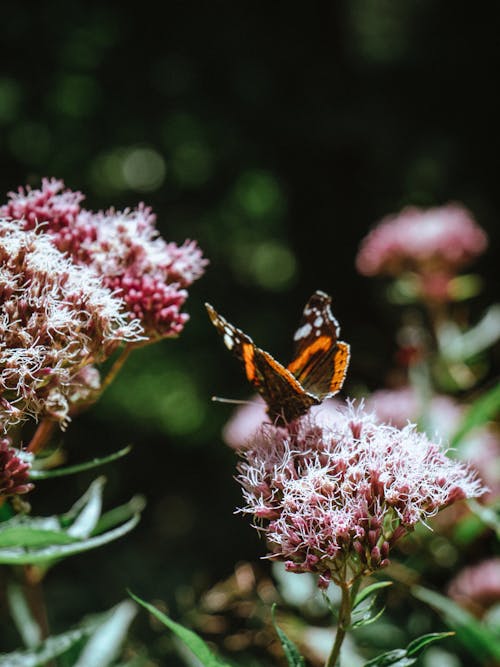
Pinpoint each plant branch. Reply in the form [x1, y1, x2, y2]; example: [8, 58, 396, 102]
[27, 419, 57, 455]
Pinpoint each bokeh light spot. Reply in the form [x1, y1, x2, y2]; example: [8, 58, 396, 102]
[235, 170, 286, 219]
[251, 241, 297, 290]
[122, 147, 166, 192]
[230, 240, 297, 290]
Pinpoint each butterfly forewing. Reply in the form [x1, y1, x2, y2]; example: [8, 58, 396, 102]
[206, 291, 349, 424]
[288, 291, 350, 398]
[206, 302, 319, 422]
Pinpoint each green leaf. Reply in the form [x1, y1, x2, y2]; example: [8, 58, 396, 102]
[406, 632, 455, 656]
[271, 604, 306, 667]
[0, 524, 78, 548]
[0, 514, 140, 565]
[91, 495, 146, 536]
[129, 592, 231, 667]
[363, 648, 408, 666]
[353, 581, 392, 609]
[451, 381, 500, 446]
[464, 499, 500, 540]
[0, 478, 142, 565]
[6, 581, 42, 648]
[73, 600, 137, 667]
[66, 477, 104, 539]
[352, 604, 386, 629]
[412, 586, 500, 662]
[60, 477, 106, 527]
[0, 602, 134, 667]
[0, 626, 94, 667]
[30, 446, 132, 479]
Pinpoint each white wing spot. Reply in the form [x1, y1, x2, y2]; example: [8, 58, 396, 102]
[314, 315, 323, 327]
[223, 332, 234, 349]
[294, 323, 312, 341]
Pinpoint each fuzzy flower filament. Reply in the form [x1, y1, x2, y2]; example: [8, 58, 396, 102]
[0, 219, 143, 429]
[237, 405, 486, 589]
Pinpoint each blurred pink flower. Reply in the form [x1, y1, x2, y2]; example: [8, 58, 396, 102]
[448, 557, 500, 616]
[222, 397, 268, 449]
[223, 397, 341, 449]
[0, 218, 142, 429]
[366, 386, 500, 499]
[366, 387, 461, 433]
[1, 180, 207, 340]
[356, 204, 487, 282]
[237, 403, 485, 588]
[0, 438, 33, 497]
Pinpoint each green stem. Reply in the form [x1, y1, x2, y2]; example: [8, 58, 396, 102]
[326, 580, 352, 667]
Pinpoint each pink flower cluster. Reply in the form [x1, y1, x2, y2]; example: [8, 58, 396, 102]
[0, 219, 143, 428]
[1, 179, 207, 339]
[356, 204, 488, 279]
[237, 404, 485, 588]
[0, 438, 33, 497]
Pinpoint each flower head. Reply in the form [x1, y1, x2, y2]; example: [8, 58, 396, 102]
[0, 218, 142, 428]
[0, 438, 33, 497]
[356, 204, 488, 280]
[1, 180, 207, 340]
[237, 403, 486, 588]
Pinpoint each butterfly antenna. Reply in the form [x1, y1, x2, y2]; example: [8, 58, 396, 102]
[211, 396, 255, 406]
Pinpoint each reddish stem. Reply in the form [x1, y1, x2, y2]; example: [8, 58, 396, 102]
[27, 419, 57, 455]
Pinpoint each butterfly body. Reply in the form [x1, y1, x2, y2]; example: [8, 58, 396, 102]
[206, 291, 350, 423]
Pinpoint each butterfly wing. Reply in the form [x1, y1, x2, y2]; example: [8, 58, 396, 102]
[206, 303, 319, 422]
[287, 291, 350, 398]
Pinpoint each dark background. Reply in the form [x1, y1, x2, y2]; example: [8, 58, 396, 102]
[1, 1, 499, 662]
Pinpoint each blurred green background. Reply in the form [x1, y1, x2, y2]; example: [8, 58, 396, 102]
[0, 1, 499, 663]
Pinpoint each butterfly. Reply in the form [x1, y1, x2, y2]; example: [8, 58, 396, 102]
[205, 290, 350, 423]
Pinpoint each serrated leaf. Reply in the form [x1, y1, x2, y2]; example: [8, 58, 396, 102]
[406, 632, 454, 656]
[73, 600, 137, 667]
[0, 514, 140, 565]
[451, 382, 500, 446]
[129, 592, 231, 667]
[412, 586, 500, 662]
[363, 648, 407, 666]
[30, 446, 132, 479]
[271, 605, 306, 667]
[353, 581, 392, 609]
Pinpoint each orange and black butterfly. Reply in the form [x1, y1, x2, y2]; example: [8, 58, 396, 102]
[205, 291, 350, 423]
